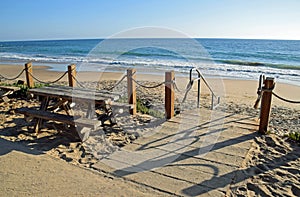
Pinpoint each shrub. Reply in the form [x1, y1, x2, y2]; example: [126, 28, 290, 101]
[288, 132, 300, 143]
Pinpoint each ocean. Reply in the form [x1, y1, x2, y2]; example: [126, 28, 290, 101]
[0, 38, 299, 85]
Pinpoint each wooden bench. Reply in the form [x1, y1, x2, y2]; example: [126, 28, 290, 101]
[15, 107, 101, 141]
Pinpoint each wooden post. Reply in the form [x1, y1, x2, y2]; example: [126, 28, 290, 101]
[259, 77, 275, 134]
[165, 71, 175, 119]
[68, 64, 76, 87]
[127, 69, 136, 115]
[25, 62, 34, 88]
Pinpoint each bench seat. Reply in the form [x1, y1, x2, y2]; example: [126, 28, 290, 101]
[15, 107, 101, 130]
[0, 86, 21, 92]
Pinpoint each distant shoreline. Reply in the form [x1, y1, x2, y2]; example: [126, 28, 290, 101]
[1, 61, 300, 87]
[1, 37, 300, 42]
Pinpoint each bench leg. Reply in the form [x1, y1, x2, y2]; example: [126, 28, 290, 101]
[62, 101, 74, 116]
[50, 98, 74, 116]
[34, 96, 50, 133]
[96, 102, 117, 126]
[77, 127, 91, 142]
[51, 98, 65, 112]
[86, 103, 95, 119]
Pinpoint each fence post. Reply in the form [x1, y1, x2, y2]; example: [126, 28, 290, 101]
[24, 62, 34, 88]
[68, 64, 76, 87]
[259, 77, 275, 134]
[165, 71, 175, 119]
[127, 69, 136, 115]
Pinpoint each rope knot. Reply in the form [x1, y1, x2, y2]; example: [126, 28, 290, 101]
[261, 86, 275, 93]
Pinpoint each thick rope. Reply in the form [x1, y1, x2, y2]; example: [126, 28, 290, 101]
[173, 80, 194, 105]
[254, 73, 300, 105]
[70, 73, 127, 91]
[181, 81, 194, 104]
[106, 74, 127, 91]
[254, 74, 264, 109]
[173, 81, 183, 92]
[71, 74, 86, 88]
[131, 77, 172, 89]
[178, 68, 220, 108]
[0, 69, 25, 81]
[272, 92, 300, 104]
[29, 71, 68, 85]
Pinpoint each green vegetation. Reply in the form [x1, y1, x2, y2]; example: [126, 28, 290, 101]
[117, 96, 128, 103]
[265, 130, 272, 135]
[0, 82, 48, 97]
[16, 84, 29, 97]
[113, 96, 164, 118]
[136, 98, 148, 114]
[136, 98, 164, 118]
[288, 132, 300, 143]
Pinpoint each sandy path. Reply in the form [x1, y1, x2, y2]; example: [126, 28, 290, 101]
[0, 139, 164, 196]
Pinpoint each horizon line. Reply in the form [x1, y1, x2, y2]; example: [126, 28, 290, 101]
[1, 37, 300, 42]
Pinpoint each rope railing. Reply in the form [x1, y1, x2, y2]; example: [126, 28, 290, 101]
[254, 75, 299, 134]
[0, 64, 68, 86]
[187, 67, 220, 109]
[125, 68, 221, 110]
[1, 63, 222, 120]
[254, 74, 300, 107]
[192, 68, 218, 99]
[69, 72, 128, 91]
[70, 73, 86, 88]
[0, 68, 26, 81]
[106, 73, 127, 91]
[272, 92, 300, 104]
[131, 77, 173, 89]
[28, 71, 68, 85]
[254, 74, 265, 109]
[177, 80, 193, 104]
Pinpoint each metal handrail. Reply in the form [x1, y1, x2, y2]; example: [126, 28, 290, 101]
[189, 68, 220, 109]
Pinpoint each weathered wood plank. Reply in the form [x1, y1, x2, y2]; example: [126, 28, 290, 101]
[0, 86, 21, 91]
[29, 91, 114, 105]
[0, 86, 21, 102]
[15, 107, 100, 129]
[39, 85, 121, 100]
[29, 89, 107, 104]
[111, 102, 133, 109]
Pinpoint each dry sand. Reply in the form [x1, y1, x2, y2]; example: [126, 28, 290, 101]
[0, 144, 163, 196]
[0, 64, 299, 196]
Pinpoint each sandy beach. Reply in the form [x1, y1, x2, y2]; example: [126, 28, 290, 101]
[1, 63, 299, 109]
[0, 63, 299, 196]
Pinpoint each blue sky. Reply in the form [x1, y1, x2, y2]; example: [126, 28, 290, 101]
[0, 0, 299, 41]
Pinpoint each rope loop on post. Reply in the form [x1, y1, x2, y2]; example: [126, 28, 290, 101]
[254, 74, 265, 109]
[70, 74, 86, 88]
[261, 86, 275, 93]
[254, 74, 299, 109]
